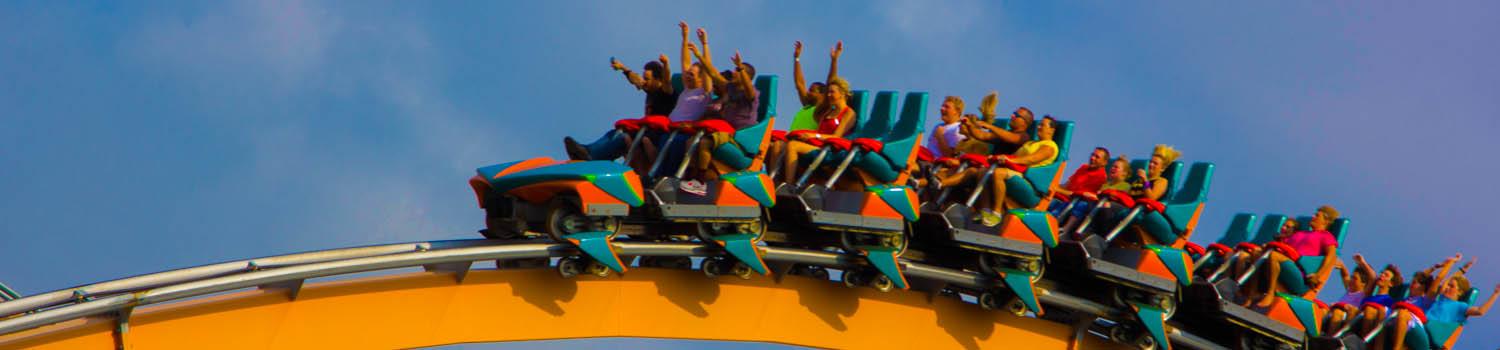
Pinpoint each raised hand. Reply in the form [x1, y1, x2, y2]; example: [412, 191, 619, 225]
[1136, 169, 1148, 179]
[831, 40, 844, 58]
[1353, 253, 1366, 263]
[687, 42, 700, 55]
[697, 28, 708, 43]
[679, 21, 689, 37]
[794, 41, 803, 58]
[659, 54, 670, 64]
[610, 57, 627, 71]
[731, 50, 743, 66]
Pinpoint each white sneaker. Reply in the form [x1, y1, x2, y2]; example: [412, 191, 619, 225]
[680, 179, 708, 196]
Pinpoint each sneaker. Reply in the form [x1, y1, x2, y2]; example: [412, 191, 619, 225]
[563, 137, 591, 161]
[979, 209, 1003, 227]
[680, 179, 708, 196]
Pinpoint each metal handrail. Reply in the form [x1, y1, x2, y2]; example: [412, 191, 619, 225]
[0, 239, 1226, 350]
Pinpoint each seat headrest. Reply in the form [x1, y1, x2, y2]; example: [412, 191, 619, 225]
[754, 75, 778, 122]
[886, 92, 928, 140]
[1218, 213, 1258, 245]
[848, 90, 871, 133]
[1252, 214, 1289, 244]
[1051, 120, 1074, 163]
[1170, 162, 1213, 204]
[850, 91, 898, 140]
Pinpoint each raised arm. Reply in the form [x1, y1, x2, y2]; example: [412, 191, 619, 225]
[1469, 284, 1500, 317]
[686, 43, 714, 96]
[793, 41, 810, 106]
[694, 28, 727, 86]
[1430, 254, 1464, 297]
[826, 40, 842, 83]
[611, 57, 649, 90]
[655, 54, 674, 95]
[679, 22, 693, 74]
[730, 51, 756, 100]
[1353, 254, 1379, 295]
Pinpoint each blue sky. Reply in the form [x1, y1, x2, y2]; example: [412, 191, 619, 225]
[3, 1, 1498, 348]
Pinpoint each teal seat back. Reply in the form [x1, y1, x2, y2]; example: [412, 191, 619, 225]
[872, 93, 928, 168]
[1217, 213, 1258, 245]
[848, 90, 871, 133]
[847, 91, 898, 140]
[671, 73, 684, 92]
[1161, 162, 1214, 233]
[1021, 120, 1074, 194]
[731, 76, 778, 156]
[754, 76, 778, 122]
[1249, 214, 1289, 244]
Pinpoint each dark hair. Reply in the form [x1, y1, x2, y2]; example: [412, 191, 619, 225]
[1095, 147, 1110, 158]
[643, 61, 668, 80]
[740, 62, 756, 77]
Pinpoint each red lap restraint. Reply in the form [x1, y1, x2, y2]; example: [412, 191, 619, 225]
[1393, 302, 1428, 324]
[615, 118, 644, 132]
[1184, 242, 1206, 257]
[852, 138, 884, 152]
[916, 147, 935, 163]
[1099, 189, 1136, 208]
[1264, 241, 1301, 261]
[640, 115, 671, 132]
[771, 130, 788, 142]
[822, 138, 852, 151]
[959, 154, 990, 168]
[1136, 198, 1166, 213]
[694, 119, 735, 134]
[1207, 243, 1232, 256]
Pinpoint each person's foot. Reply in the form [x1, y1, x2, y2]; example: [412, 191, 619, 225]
[1254, 294, 1278, 308]
[563, 137, 591, 161]
[979, 209, 1003, 227]
[680, 179, 708, 196]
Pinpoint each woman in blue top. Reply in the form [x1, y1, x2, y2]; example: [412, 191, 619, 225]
[1391, 274, 1498, 350]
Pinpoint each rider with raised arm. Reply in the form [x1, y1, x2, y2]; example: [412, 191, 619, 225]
[789, 40, 841, 131]
[563, 54, 676, 163]
[686, 27, 759, 187]
[975, 116, 1059, 225]
[780, 77, 856, 184]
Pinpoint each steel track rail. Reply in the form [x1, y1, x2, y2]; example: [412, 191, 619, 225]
[0, 239, 1226, 350]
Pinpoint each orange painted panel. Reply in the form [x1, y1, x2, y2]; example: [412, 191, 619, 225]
[1, 269, 1130, 350]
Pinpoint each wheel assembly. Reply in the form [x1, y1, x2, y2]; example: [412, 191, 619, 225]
[556, 257, 581, 279]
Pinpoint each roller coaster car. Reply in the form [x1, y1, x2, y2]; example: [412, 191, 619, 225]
[468, 158, 644, 277]
[631, 75, 781, 278]
[1049, 161, 1213, 350]
[909, 120, 1073, 315]
[1181, 214, 1350, 348]
[769, 92, 926, 292]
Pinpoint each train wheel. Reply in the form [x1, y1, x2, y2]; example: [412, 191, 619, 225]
[587, 260, 610, 277]
[1024, 258, 1045, 282]
[556, 257, 582, 279]
[872, 274, 895, 292]
[544, 196, 620, 242]
[1132, 332, 1157, 350]
[1005, 297, 1027, 316]
[806, 266, 830, 280]
[702, 257, 724, 278]
[731, 262, 754, 280]
[842, 269, 866, 288]
[978, 290, 1003, 310]
[1109, 324, 1135, 344]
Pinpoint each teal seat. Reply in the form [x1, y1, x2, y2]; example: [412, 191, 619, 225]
[712, 76, 779, 170]
[849, 92, 927, 183]
[846, 91, 897, 140]
[847, 90, 872, 132]
[1137, 162, 1214, 244]
[1007, 120, 1074, 208]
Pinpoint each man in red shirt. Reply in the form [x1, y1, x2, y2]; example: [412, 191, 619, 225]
[1057, 147, 1109, 196]
[1048, 147, 1108, 215]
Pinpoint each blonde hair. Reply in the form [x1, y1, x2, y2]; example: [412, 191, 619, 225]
[1152, 144, 1181, 164]
[944, 96, 965, 114]
[1318, 205, 1341, 221]
[1453, 273, 1471, 292]
[979, 91, 999, 122]
[827, 77, 851, 96]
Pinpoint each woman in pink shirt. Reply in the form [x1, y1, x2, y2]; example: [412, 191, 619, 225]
[1252, 205, 1342, 307]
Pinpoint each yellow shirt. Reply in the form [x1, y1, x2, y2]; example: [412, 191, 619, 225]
[1014, 140, 1058, 167]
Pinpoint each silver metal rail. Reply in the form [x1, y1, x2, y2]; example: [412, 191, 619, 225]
[0, 239, 1224, 349]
